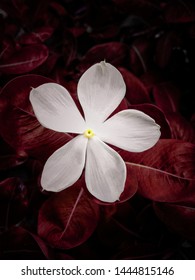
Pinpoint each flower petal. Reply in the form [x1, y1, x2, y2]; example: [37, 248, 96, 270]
[41, 135, 88, 192]
[77, 61, 126, 126]
[98, 109, 161, 152]
[85, 137, 126, 202]
[30, 83, 86, 133]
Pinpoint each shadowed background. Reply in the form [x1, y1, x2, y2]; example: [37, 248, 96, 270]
[0, 0, 195, 260]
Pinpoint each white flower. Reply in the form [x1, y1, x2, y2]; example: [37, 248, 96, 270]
[30, 61, 160, 202]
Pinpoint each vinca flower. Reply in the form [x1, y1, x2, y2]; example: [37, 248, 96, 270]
[30, 62, 160, 202]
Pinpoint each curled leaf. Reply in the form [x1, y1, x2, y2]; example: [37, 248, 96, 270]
[121, 140, 195, 203]
[0, 44, 49, 74]
[0, 75, 71, 161]
[78, 42, 129, 73]
[38, 181, 100, 249]
[154, 202, 195, 240]
[119, 67, 150, 104]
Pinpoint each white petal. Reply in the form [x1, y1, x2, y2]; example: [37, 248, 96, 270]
[78, 61, 126, 126]
[30, 83, 86, 133]
[85, 137, 126, 202]
[98, 109, 161, 152]
[41, 135, 87, 192]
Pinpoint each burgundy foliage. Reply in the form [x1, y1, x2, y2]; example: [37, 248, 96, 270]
[38, 181, 100, 249]
[0, 0, 195, 260]
[120, 140, 195, 204]
[0, 44, 49, 74]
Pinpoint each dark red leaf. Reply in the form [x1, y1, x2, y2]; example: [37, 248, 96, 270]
[61, 30, 77, 67]
[166, 112, 195, 144]
[0, 178, 29, 229]
[35, 51, 60, 76]
[0, 74, 51, 111]
[0, 227, 45, 259]
[49, 2, 68, 16]
[129, 104, 172, 139]
[119, 164, 138, 202]
[78, 42, 129, 74]
[38, 181, 100, 249]
[155, 31, 181, 68]
[129, 38, 154, 75]
[109, 98, 128, 119]
[154, 202, 195, 240]
[99, 204, 117, 221]
[12, 0, 28, 15]
[120, 140, 195, 203]
[141, 70, 166, 90]
[164, 1, 195, 23]
[90, 25, 119, 41]
[152, 82, 181, 113]
[0, 44, 49, 74]
[97, 217, 134, 255]
[112, 0, 161, 18]
[6, 109, 72, 162]
[0, 75, 72, 161]
[29, 231, 73, 259]
[69, 27, 86, 38]
[0, 226, 73, 259]
[0, 137, 26, 170]
[0, 37, 16, 61]
[0, 154, 26, 170]
[18, 27, 54, 45]
[119, 67, 150, 104]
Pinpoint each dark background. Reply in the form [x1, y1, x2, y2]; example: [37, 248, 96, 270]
[0, 0, 195, 260]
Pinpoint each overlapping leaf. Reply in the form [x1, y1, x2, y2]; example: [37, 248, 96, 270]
[154, 202, 195, 241]
[0, 75, 72, 161]
[38, 181, 100, 249]
[120, 139, 195, 204]
[0, 45, 49, 74]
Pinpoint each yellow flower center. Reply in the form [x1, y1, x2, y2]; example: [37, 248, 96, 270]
[84, 128, 95, 139]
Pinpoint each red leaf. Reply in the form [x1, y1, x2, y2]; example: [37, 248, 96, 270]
[166, 112, 195, 144]
[90, 25, 119, 41]
[154, 202, 195, 240]
[38, 181, 100, 249]
[0, 178, 29, 228]
[0, 226, 72, 259]
[78, 42, 129, 74]
[29, 231, 73, 259]
[112, 0, 161, 18]
[164, 1, 195, 23]
[119, 67, 150, 104]
[0, 75, 72, 161]
[7, 109, 72, 161]
[0, 137, 26, 170]
[152, 82, 181, 113]
[0, 154, 26, 170]
[129, 38, 153, 76]
[0, 227, 46, 259]
[120, 140, 195, 203]
[49, 2, 67, 16]
[109, 98, 129, 119]
[0, 44, 49, 74]
[129, 104, 172, 139]
[12, 0, 29, 15]
[0, 38, 16, 61]
[18, 27, 54, 45]
[155, 31, 181, 68]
